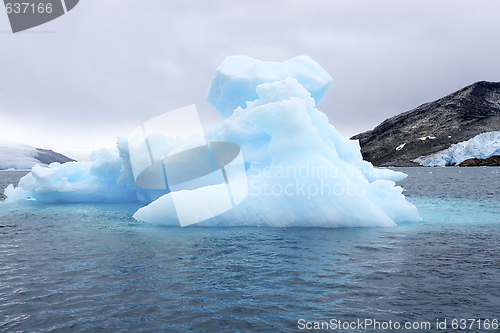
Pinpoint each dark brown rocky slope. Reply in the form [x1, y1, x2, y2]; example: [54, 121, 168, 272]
[459, 155, 500, 167]
[351, 81, 500, 166]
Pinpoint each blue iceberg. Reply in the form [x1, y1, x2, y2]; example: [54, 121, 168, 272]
[5, 56, 421, 227]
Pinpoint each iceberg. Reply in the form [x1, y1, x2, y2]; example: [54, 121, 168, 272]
[5, 56, 421, 227]
[414, 131, 500, 166]
[4, 143, 168, 204]
[134, 56, 420, 227]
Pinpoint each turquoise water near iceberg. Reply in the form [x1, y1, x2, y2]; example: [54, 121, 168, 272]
[0, 167, 499, 332]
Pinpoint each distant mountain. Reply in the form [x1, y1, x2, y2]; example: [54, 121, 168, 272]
[351, 81, 500, 166]
[33, 148, 76, 165]
[0, 140, 76, 170]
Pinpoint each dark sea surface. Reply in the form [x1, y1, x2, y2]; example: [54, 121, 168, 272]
[1, 167, 499, 332]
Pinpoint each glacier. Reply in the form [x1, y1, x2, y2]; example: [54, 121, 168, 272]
[413, 131, 500, 166]
[5, 56, 421, 227]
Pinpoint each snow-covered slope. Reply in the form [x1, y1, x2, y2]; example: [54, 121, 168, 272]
[0, 140, 41, 170]
[413, 131, 500, 166]
[0, 140, 75, 170]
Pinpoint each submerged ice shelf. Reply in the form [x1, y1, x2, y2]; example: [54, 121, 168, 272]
[4, 56, 421, 227]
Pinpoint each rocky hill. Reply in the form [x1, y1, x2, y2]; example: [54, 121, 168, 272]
[33, 148, 75, 165]
[351, 81, 500, 166]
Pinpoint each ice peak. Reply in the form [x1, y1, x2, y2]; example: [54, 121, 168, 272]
[207, 55, 333, 118]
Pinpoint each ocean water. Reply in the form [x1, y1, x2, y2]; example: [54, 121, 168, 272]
[0, 167, 499, 332]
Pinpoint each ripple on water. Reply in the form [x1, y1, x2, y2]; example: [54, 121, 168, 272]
[0, 168, 499, 331]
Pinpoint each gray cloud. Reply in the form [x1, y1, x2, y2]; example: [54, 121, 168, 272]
[1, 0, 500, 159]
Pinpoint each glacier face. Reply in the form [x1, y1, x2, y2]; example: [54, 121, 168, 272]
[5, 56, 421, 227]
[413, 131, 500, 166]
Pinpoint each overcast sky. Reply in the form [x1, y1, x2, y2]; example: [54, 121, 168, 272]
[1, 0, 500, 160]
